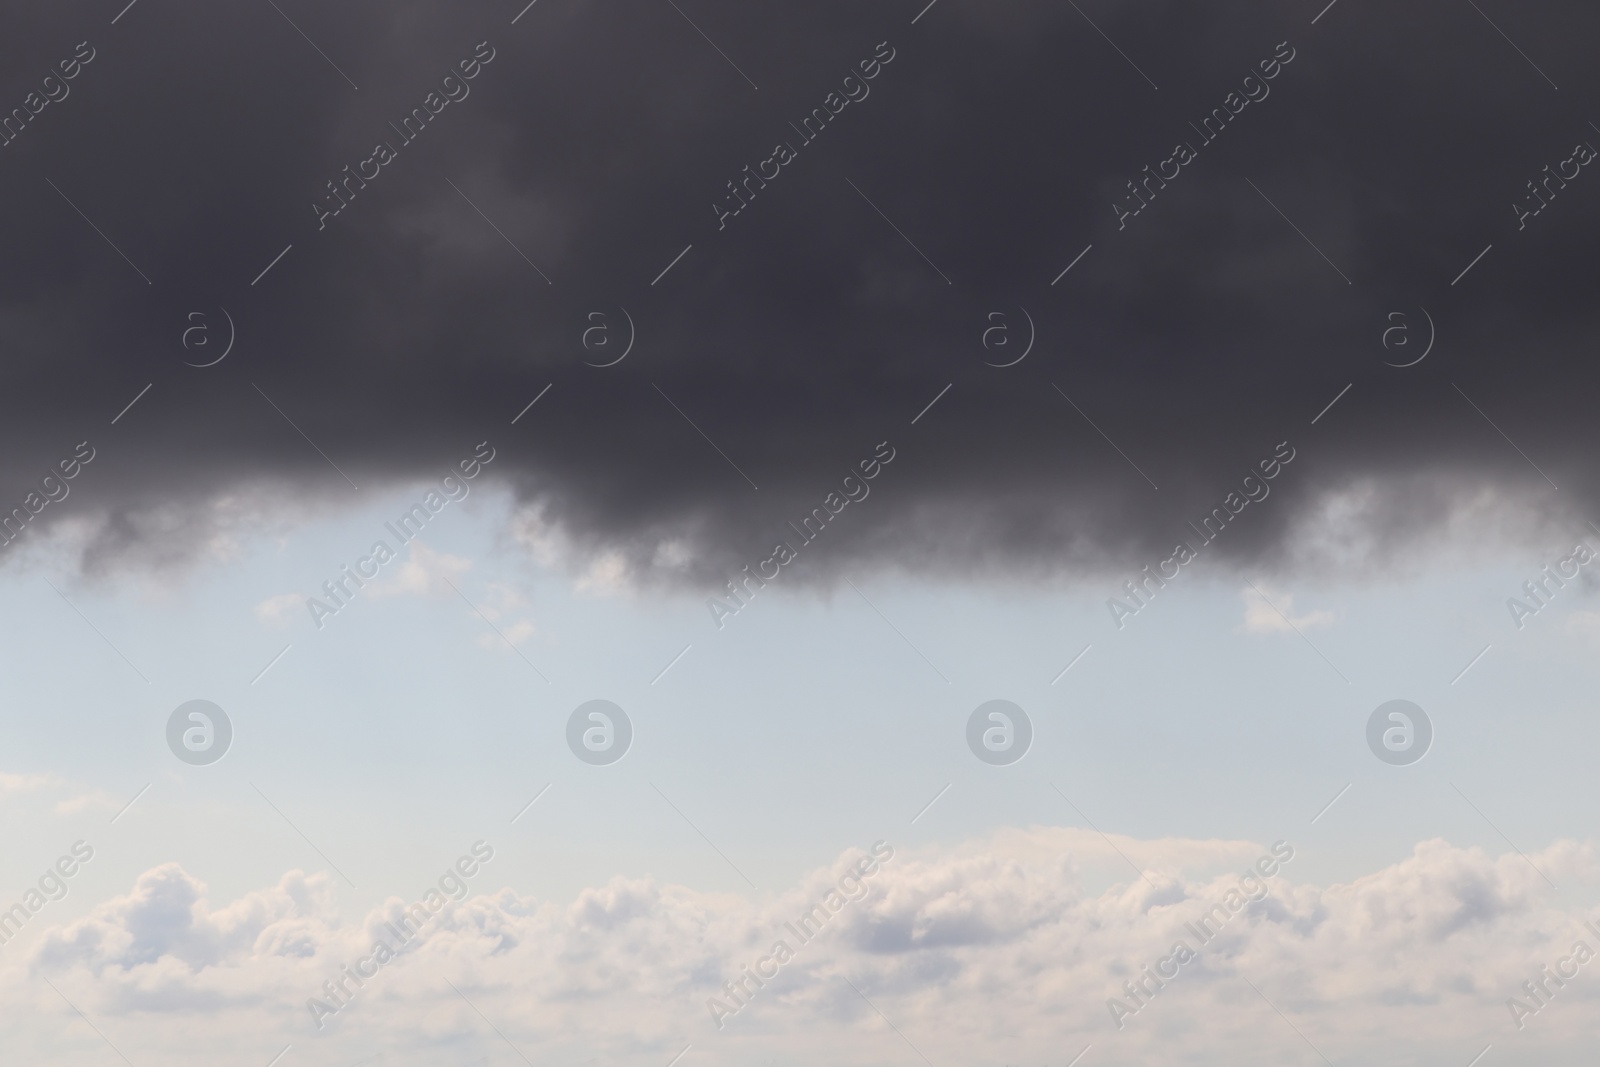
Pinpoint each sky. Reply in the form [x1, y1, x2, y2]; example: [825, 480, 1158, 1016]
[3, 0, 1600, 1065]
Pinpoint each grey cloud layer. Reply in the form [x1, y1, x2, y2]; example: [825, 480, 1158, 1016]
[1, 0, 1597, 582]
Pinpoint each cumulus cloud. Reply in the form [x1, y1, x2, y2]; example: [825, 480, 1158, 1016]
[368, 541, 472, 599]
[1563, 609, 1600, 644]
[0, 771, 117, 815]
[252, 593, 302, 627]
[0, 773, 59, 796]
[1239, 583, 1336, 635]
[474, 619, 534, 650]
[12, 831, 1600, 1066]
[51, 791, 120, 816]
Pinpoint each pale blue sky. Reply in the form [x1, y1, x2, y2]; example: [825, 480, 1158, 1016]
[2, 481, 1595, 931]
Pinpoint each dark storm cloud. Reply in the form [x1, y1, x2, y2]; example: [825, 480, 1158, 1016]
[1, 0, 1597, 584]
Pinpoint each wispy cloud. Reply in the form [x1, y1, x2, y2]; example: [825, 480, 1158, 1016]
[1240, 584, 1336, 635]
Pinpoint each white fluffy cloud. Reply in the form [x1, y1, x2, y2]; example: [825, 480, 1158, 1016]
[469, 581, 536, 649]
[251, 593, 302, 627]
[1239, 583, 1336, 635]
[8, 831, 1600, 1067]
[368, 540, 472, 599]
[0, 771, 117, 816]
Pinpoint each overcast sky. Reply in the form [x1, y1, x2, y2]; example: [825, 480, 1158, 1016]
[2, 1, 1599, 1065]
